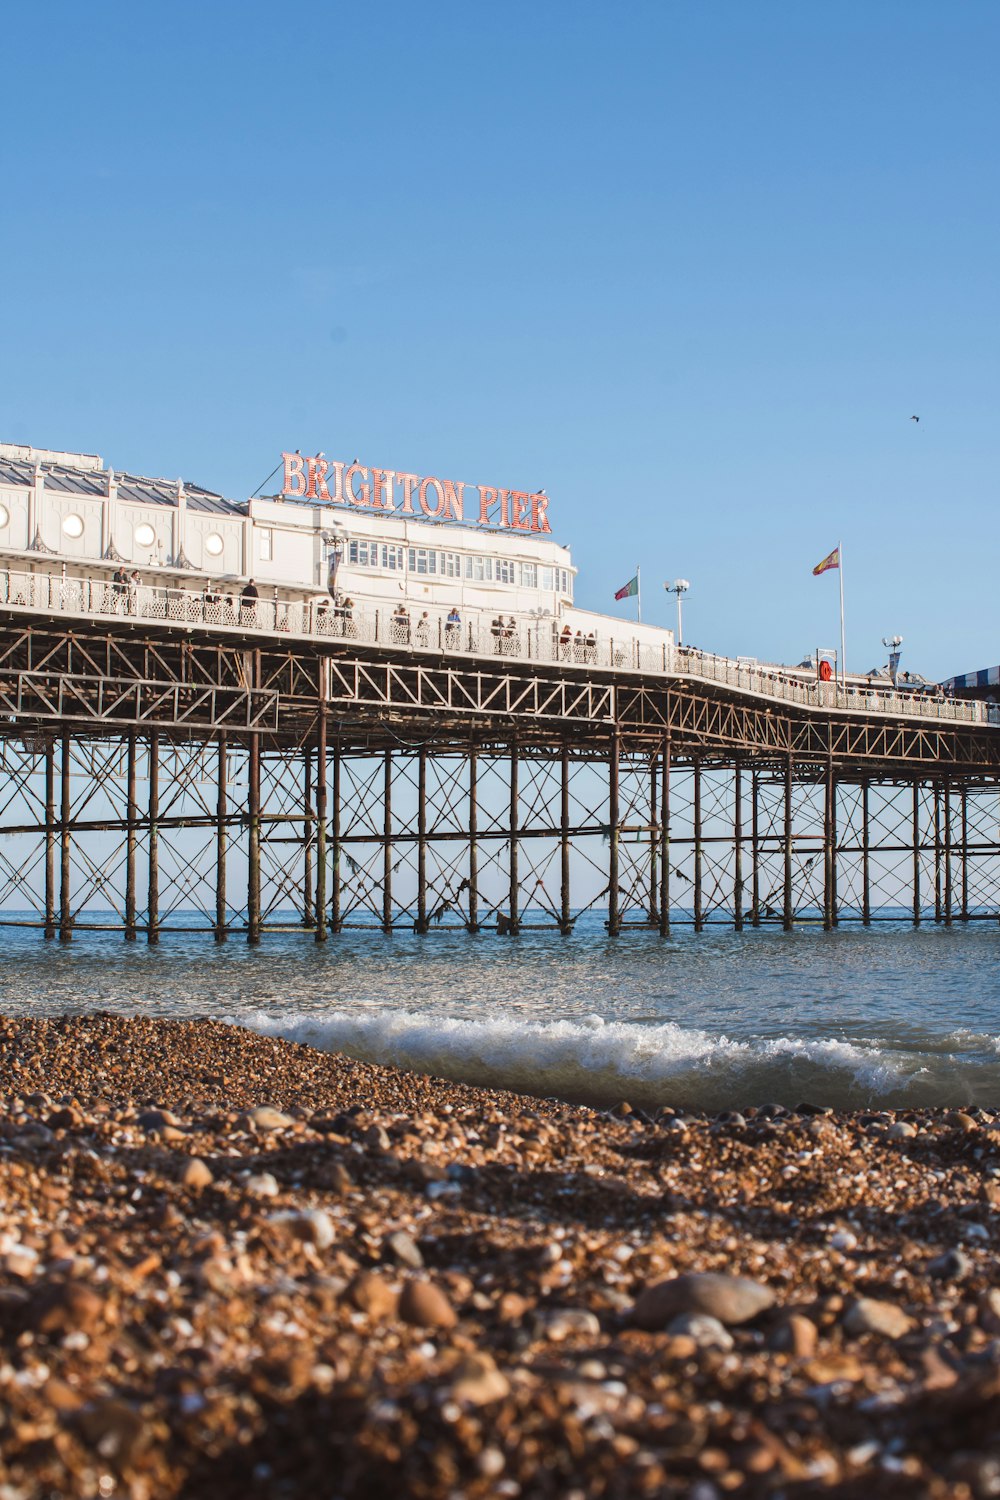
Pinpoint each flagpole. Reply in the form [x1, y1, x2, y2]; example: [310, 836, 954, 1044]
[637, 565, 641, 623]
[838, 540, 846, 687]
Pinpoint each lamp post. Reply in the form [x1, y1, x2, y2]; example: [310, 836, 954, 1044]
[882, 634, 903, 686]
[664, 579, 690, 646]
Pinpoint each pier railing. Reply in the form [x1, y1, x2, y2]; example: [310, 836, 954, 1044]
[0, 566, 995, 727]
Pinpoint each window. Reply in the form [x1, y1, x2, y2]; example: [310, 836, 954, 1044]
[496, 559, 515, 585]
[558, 569, 572, 597]
[519, 562, 538, 588]
[134, 522, 156, 548]
[259, 528, 273, 561]
[204, 533, 225, 557]
[407, 547, 438, 575]
[540, 567, 554, 591]
[62, 514, 84, 539]
[441, 552, 462, 579]
[381, 544, 404, 571]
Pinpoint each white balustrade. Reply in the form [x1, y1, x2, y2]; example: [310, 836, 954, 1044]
[0, 564, 993, 729]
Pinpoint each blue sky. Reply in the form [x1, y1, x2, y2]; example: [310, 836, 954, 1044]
[2, 1, 997, 677]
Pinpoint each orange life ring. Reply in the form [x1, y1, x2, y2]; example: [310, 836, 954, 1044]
[819, 659, 833, 682]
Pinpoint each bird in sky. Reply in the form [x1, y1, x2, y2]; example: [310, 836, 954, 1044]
[910, 415, 920, 423]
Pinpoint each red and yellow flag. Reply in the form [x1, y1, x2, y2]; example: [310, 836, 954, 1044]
[812, 546, 840, 576]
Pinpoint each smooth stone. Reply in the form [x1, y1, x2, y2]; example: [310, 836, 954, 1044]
[273, 1209, 336, 1249]
[946, 1112, 979, 1133]
[385, 1230, 424, 1269]
[842, 1298, 914, 1340]
[398, 1279, 458, 1330]
[137, 1108, 182, 1131]
[978, 1288, 1000, 1334]
[245, 1172, 280, 1198]
[181, 1158, 214, 1193]
[632, 1272, 776, 1330]
[348, 1272, 397, 1320]
[364, 1123, 392, 1153]
[666, 1312, 734, 1351]
[540, 1308, 601, 1343]
[928, 1247, 972, 1281]
[29, 1281, 105, 1334]
[828, 1228, 858, 1252]
[887, 1121, 917, 1140]
[769, 1314, 818, 1358]
[317, 1160, 354, 1194]
[450, 1351, 510, 1405]
[250, 1106, 294, 1130]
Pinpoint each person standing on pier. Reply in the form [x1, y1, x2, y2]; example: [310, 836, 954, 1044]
[240, 578, 258, 622]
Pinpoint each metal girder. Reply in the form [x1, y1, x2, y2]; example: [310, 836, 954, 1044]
[324, 657, 615, 725]
[0, 670, 278, 732]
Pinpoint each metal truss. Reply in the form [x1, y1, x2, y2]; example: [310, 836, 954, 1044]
[0, 610, 998, 941]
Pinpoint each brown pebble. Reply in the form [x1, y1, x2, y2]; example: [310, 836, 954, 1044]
[633, 1273, 775, 1330]
[182, 1157, 214, 1193]
[30, 1281, 105, 1335]
[347, 1272, 398, 1321]
[450, 1351, 510, 1405]
[769, 1314, 818, 1358]
[398, 1278, 457, 1329]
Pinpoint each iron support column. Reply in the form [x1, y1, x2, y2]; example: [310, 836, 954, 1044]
[823, 758, 836, 931]
[912, 781, 921, 927]
[247, 732, 261, 944]
[215, 736, 227, 942]
[783, 753, 794, 931]
[147, 732, 159, 944]
[303, 748, 314, 928]
[649, 755, 659, 924]
[933, 783, 943, 923]
[331, 739, 342, 934]
[608, 733, 621, 936]
[382, 749, 393, 933]
[467, 747, 479, 932]
[125, 733, 138, 941]
[508, 744, 519, 934]
[751, 767, 761, 926]
[658, 734, 671, 936]
[733, 762, 744, 931]
[960, 785, 969, 922]
[943, 777, 953, 927]
[58, 730, 71, 942]
[315, 696, 328, 943]
[693, 757, 704, 932]
[861, 778, 871, 927]
[560, 744, 572, 935]
[416, 744, 429, 934]
[43, 737, 56, 940]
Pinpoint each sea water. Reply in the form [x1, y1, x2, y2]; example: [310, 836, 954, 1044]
[0, 913, 997, 1111]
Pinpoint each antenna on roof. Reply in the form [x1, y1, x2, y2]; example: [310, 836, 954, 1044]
[250, 454, 292, 499]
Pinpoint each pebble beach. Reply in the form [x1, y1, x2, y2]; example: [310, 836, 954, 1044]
[0, 1014, 998, 1499]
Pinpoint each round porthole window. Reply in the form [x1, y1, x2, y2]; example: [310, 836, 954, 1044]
[204, 533, 224, 557]
[0, 505, 9, 530]
[135, 522, 156, 548]
[62, 514, 84, 539]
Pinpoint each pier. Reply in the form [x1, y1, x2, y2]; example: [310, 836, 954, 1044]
[0, 569, 997, 941]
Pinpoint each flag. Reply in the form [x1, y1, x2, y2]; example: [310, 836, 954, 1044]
[615, 574, 639, 600]
[812, 546, 840, 576]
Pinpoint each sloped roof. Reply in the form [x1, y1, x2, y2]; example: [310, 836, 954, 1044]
[0, 457, 245, 517]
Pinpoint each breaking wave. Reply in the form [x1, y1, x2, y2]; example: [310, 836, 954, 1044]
[234, 1007, 1000, 1111]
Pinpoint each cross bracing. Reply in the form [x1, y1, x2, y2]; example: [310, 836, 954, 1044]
[0, 607, 997, 939]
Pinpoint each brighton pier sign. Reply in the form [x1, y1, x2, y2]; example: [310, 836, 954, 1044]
[280, 452, 552, 534]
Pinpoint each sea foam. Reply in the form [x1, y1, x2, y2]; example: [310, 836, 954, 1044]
[226, 1006, 979, 1110]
